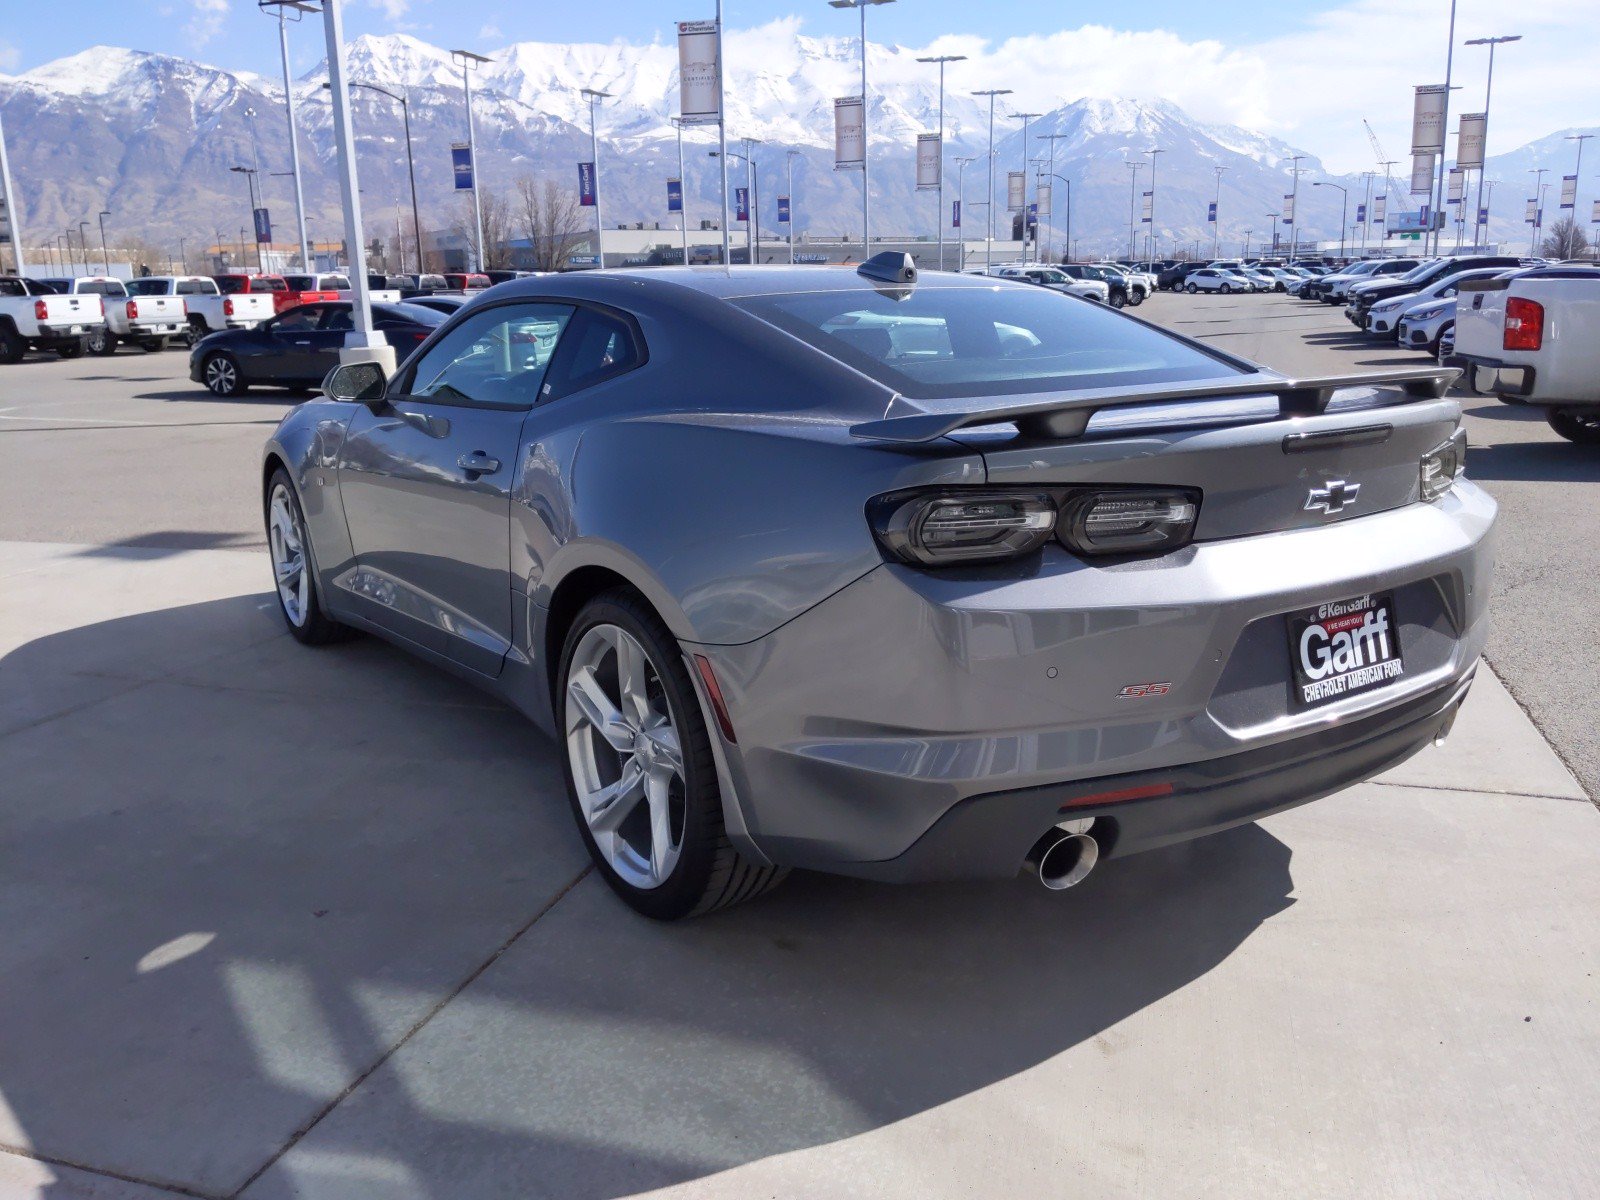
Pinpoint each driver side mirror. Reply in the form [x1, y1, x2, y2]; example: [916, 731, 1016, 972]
[322, 360, 388, 405]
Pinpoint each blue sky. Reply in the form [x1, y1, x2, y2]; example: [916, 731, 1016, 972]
[1, 0, 1594, 173]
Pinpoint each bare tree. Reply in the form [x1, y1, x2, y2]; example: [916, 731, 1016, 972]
[451, 186, 516, 271]
[1540, 215, 1591, 260]
[515, 175, 587, 271]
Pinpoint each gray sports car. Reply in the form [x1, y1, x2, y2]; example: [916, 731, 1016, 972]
[263, 255, 1496, 919]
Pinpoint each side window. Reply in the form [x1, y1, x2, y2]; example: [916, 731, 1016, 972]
[274, 308, 321, 333]
[405, 302, 575, 410]
[320, 307, 354, 332]
[540, 307, 645, 402]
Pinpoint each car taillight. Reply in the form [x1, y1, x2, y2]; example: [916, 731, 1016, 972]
[870, 491, 1057, 565]
[34, 299, 48, 321]
[126, 300, 138, 319]
[223, 298, 234, 317]
[1504, 297, 1544, 351]
[181, 299, 188, 316]
[1419, 428, 1467, 503]
[1058, 489, 1199, 556]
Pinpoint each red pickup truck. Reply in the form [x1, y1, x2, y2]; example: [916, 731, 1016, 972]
[213, 273, 337, 314]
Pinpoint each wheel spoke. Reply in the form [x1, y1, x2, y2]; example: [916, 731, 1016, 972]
[645, 769, 676, 882]
[647, 725, 683, 779]
[274, 557, 301, 586]
[567, 666, 634, 752]
[615, 631, 653, 728]
[586, 757, 645, 833]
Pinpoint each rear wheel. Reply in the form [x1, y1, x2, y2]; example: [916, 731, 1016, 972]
[265, 469, 353, 645]
[202, 352, 247, 396]
[184, 317, 207, 348]
[1185, 282, 1198, 294]
[1220, 283, 1233, 294]
[140, 337, 168, 353]
[1128, 289, 1144, 306]
[1109, 291, 1126, 309]
[86, 327, 116, 356]
[0, 325, 25, 364]
[560, 590, 786, 920]
[1546, 408, 1600, 445]
[56, 340, 85, 359]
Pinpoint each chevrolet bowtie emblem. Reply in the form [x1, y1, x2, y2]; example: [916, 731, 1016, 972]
[1306, 480, 1361, 515]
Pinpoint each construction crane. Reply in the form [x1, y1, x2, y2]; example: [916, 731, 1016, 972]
[1363, 120, 1401, 205]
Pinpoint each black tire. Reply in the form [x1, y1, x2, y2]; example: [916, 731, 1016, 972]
[1185, 283, 1198, 295]
[1129, 289, 1144, 306]
[1220, 283, 1232, 294]
[140, 337, 168, 353]
[56, 340, 85, 359]
[264, 468, 354, 645]
[86, 327, 117, 356]
[0, 324, 24, 364]
[1109, 291, 1126, 309]
[184, 317, 207, 348]
[558, 589, 787, 920]
[202, 351, 248, 396]
[1546, 408, 1600, 444]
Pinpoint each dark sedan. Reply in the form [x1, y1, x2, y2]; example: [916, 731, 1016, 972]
[189, 301, 445, 396]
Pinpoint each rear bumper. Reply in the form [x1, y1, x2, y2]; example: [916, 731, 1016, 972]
[1448, 352, 1535, 398]
[697, 483, 1497, 879]
[839, 670, 1473, 882]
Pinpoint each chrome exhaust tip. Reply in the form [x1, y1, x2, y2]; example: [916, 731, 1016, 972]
[1025, 827, 1100, 891]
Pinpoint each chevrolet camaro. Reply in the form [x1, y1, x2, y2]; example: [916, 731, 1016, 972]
[261, 255, 1496, 919]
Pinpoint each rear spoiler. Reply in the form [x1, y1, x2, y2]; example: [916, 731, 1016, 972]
[849, 366, 1458, 444]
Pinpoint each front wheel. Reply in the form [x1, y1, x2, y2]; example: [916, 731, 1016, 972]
[1220, 283, 1233, 294]
[140, 337, 168, 353]
[1185, 283, 1198, 294]
[560, 590, 786, 920]
[265, 469, 353, 645]
[1546, 408, 1600, 445]
[202, 352, 247, 396]
[85, 327, 116, 356]
[56, 340, 85, 359]
[1109, 291, 1126, 309]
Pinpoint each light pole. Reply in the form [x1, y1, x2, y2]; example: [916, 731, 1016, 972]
[1047, 173, 1072, 265]
[97, 210, 111, 274]
[1038, 133, 1068, 262]
[785, 149, 800, 264]
[672, 117, 690, 264]
[261, 1, 316, 269]
[56, 234, 68, 274]
[954, 155, 975, 272]
[1313, 181, 1347, 259]
[1529, 167, 1548, 254]
[1009, 112, 1041, 259]
[230, 166, 263, 270]
[1243, 227, 1253, 259]
[1565, 134, 1592, 242]
[1212, 165, 1228, 258]
[327, 81, 422, 275]
[581, 86, 612, 269]
[1124, 160, 1143, 261]
[0, 109, 29, 277]
[1464, 36, 1519, 252]
[830, 0, 895, 260]
[1424, 0, 1461, 255]
[77, 220, 92, 273]
[1145, 148, 1166, 264]
[742, 137, 762, 261]
[1286, 154, 1305, 262]
[709, 149, 751, 261]
[971, 88, 1012, 272]
[1359, 171, 1374, 252]
[917, 53, 965, 271]
[451, 48, 492, 272]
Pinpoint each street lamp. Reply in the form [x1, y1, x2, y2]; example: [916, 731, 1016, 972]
[1038, 133, 1068, 262]
[1286, 154, 1305, 262]
[77, 220, 91, 273]
[1565, 134, 1592, 241]
[230, 166, 263, 270]
[830, 0, 895, 261]
[1529, 167, 1548, 254]
[671, 117, 690, 264]
[1313, 181, 1348, 259]
[1045, 173, 1072, 266]
[953, 155, 975, 272]
[971, 88, 1012, 272]
[1212, 166, 1228, 259]
[325, 80, 423, 275]
[451, 48, 492, 272]
[709, 149, 752, 262]
[785, 149, 800, 265]
[1124, 161, 1143, 262]
[259, 1, 316, 269]
[916, 53, 966, 271]
[97, 210, 111, 274]
[580, 86, 612, 269]
[1009, 112, 1041, 259]
[1464, 36, 1520, 251]
[1145, 148, 1166, 264]
[1243, 227, 1253, 259]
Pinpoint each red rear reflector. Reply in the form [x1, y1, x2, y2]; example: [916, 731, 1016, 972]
[1504, 297, 1544, 351]
[126, 300, 138, 319]
[33, 299, 48, 321]
[1059, 782, 1174, 811]
[223, 297, 234, 317]
[692, 654, 737, 743]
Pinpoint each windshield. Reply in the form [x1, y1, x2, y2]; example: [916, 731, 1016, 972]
[127, 279, 170, 296]
[78, 280, 127, 297]
[735, 284, 1243, 400]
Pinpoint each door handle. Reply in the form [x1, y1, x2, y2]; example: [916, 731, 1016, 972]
[457, 451, 501, 475]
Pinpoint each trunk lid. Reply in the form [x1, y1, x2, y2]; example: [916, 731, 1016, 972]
[128, 295, 185, 323]
[37, 294, 102, 325]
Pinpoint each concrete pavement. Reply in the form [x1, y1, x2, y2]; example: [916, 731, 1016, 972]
[1, 539, 1596, 1199]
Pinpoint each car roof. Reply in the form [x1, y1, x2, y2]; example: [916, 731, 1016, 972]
[482, 264, 1021, 306]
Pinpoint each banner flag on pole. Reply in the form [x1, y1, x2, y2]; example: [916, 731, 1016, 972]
[1207, 201, 1217, 223]
[1036, 182, 1052, 217]
[915, 134, 940, 190]
[1007, 171, 1025, 212]
[253, 207, 272, 244]
[1410, 152, 1435, 196]
[1411, 85, 1448, 154]
[951, 199, 961, 228]
[1457, 113, 1487, 169]
[1373, 195, 1386, 226]
[666, 178, 683, 213]
[1447, 168, 1464, 204]
[833, 97, 865, 170]
[452, 143, 474, 191]
[777, 196, 790, 224]
[577, 161, 596, 206]
[1560, 175, 1577, 210]
[676, 20, 721, 125]
[1140, 189, 1153, 223]
[1478, 206, 1489, 227]
[1356, 202, 1366, 224]
[734, 186, 749, 222]
[1526, 198, 1539, 224]
[1282, 194, 1295, 225]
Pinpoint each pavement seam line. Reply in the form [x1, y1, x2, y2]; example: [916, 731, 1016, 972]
[1482, 654, 1596, 807]
[0, 1142, 219, 1200]
[1370, 780, 1591, 803]
[225, 863, 595, 1199]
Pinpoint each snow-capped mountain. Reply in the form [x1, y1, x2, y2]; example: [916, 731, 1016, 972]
[0, 35, 1587, 259]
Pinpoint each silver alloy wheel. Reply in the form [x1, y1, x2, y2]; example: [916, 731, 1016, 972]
[565, 623, 686, 890]
[205, 355, 237, 394]
[267, 483, 310, 628]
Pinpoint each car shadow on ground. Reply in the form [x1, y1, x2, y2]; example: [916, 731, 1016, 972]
[0, 596, 1297, 1199]
[132, 388, 302, 406]
[72, 530, 260, 556]
[1466, 439, 1600, 484]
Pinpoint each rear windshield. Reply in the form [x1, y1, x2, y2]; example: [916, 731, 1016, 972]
[323, 275, 351, 290]
[127, 279, 171, 296]
[735, 284, 1243, 399]
[283, 276, 314, 290]
[79, 279, 127, 297]
[176, 279, 215, 295]
[254, 277, 287, 291]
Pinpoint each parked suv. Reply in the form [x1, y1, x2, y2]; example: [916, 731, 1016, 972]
[1347, 256, 1526, 323]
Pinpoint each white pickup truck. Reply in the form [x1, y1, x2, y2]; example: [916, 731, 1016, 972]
[130, 276, 273, 344]
[1451, 266, 1600, 443]
[283, 272, 401, 306]
[39, 276, 188, 353]
[0, 276, 105, 362]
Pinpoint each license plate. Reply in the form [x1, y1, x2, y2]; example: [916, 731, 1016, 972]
[1287, 593, 1404, 711]
[69, 325, 84, 334]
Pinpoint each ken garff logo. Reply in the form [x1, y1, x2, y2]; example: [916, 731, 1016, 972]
[1305, 479, 1361, 515]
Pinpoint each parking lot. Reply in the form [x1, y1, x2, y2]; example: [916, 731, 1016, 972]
[2, 293, 1597, 1199]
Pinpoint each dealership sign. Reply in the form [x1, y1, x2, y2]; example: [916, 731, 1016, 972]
[915, 134, 940, 190]
[577, 161, 596, 207]
[677, 20, 721, 125]
[1561, 174, 1577, 210]
[1410, 152, 1435, 196]
[1457, 113, 1487, 170]
[666, 178, 683, 213]
[1007, 171, 1025, 212]
[777, 196, 790, 224]
[833, 97, 864, 170]
[253, 206, 272, 244]
[451, 143, 474, 191]
[1411, 85, 1448, 154]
